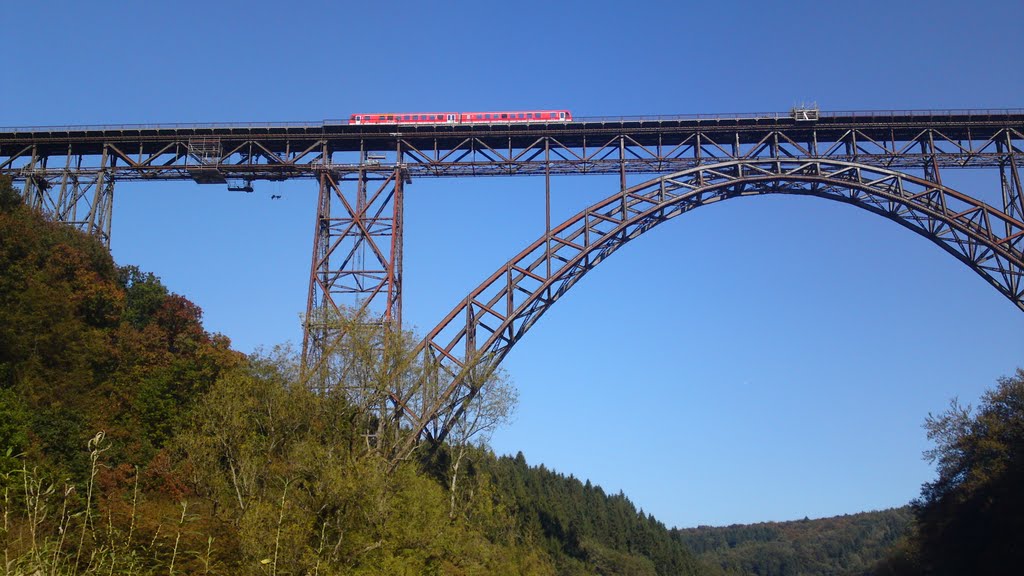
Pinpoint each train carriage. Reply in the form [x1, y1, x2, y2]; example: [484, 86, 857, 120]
[350, 110, 571, 125]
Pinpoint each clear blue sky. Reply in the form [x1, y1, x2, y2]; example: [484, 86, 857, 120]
[5, 0, 1022, 527]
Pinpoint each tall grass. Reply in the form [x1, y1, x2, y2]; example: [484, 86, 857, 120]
[0, 434, 212, 576]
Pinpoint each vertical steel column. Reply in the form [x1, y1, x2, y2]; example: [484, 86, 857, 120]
[90, 148, 115, 245]
[999, 135, 1024, 228]
[545, 138, 551, 278]
[24, 144, 115, 247]
[56, 147, 73, 218]
[21, 146, 42, 210]
[387, 152, 405, 327]
[619, 136, 628, 218]
[301, 159, 407, 382]
[301, 170, 332, 386]
[619, 135, 627, 191]
[922, 135, 942, 185]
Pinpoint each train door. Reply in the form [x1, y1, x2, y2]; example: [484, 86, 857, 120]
[559, 111, 566, 120]
[447, 114, 456, 123]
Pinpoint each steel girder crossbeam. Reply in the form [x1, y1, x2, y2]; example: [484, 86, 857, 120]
[396, 159, 1024, 448]
[4, 125, 1022, 179]
[393, 124, 1024, 178]
[301, 167, 406, 387]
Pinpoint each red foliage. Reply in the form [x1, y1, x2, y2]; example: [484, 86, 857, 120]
[142, 449, 193, 502]
[153, 295, 207, 352]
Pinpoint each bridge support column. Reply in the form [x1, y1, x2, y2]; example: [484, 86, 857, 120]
[999, 138, 1024, 228]
[21, 146, 115, 247]
[21, 146, 43, 210]
[302, 165, 407, 386]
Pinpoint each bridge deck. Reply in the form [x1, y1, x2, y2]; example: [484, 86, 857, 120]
[3, 110, 1023, 157]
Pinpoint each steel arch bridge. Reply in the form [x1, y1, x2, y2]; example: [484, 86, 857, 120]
[3, 108, 1023, 445]
[405, 159, 1024, 444]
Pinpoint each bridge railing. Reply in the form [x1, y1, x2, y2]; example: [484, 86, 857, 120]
[0, 120, 326, 134]
[575, 108, 1024, 123]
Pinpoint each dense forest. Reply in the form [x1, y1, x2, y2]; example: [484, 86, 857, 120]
[675, 508, 913, 575]
[2, 175, 1021, 574]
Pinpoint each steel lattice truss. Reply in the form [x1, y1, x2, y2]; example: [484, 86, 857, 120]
[3, 110, 1023, 444]
[402, 159, 1024, 445]
[303, 168, 406, 375]
[4, 111, 1023, 183]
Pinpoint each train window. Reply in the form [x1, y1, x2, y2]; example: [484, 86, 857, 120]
[501, 113, 508, 119]
[517, 113, 523, 119]
[354, 116, 360, 121]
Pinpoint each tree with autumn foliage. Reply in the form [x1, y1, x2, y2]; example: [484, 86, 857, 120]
[0, 176, 241, 478]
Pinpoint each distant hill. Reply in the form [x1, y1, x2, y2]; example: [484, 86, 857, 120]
[673, 507, 913, 576]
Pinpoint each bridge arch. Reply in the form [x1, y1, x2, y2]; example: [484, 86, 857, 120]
[407, 159, 1024, 441]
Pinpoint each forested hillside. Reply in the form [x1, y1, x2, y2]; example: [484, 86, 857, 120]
[468, 449, 707, 575]
[678, 364, 1024, 576]
[675, 508, 913, 575]
[0, 177, 242, 479]
[0, 176, 709, 574]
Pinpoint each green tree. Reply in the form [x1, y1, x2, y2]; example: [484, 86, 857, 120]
[908, 368, 1024, 575]
[0, 176, 20, 212]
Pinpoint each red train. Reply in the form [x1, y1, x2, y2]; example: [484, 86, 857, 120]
[349, 110, 572, 125]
